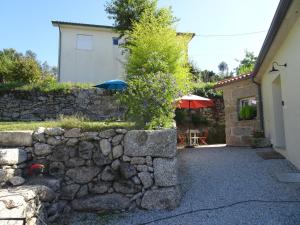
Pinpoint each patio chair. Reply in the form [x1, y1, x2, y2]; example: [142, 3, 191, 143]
[177, 133, 186, 146]
[199, 128, 209, 145]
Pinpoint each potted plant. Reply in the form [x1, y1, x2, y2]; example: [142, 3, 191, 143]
[251, 130, 271, 148]
[239, 105, 257, 120]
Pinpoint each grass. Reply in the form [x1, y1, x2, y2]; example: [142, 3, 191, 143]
[0, 116, 135, 132]
[0, 81, 94, 93]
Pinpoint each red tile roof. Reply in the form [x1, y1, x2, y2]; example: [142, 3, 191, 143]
[214, 73, 252, 88]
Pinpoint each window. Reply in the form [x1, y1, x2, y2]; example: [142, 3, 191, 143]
[76, 34, 93, 50]
[238, 97, 257, 120]
[112, 37, 119, 46]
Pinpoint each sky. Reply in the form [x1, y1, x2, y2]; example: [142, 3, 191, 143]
[0, 0, 280, 73]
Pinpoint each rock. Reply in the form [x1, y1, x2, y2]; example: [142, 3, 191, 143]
[8, 176, 25, 186]
[136, 165, 148, 172]
[100, 139, 111, 156]
[146, 156, 152, 166]
[81, 132, 99, 141]
[15, 185, 56, 202]
[77, 185, 88, 198]
[0, 148, 28, 165]
[66, 167, 100, 184]
[34, 143, 52, 156]
[112, 145, 123, 159]
[113, 180, 141, 194]
[47, 201, 67, 222]
[66, 138, 79, 146]
[112, 134, 123, 146]
[64, 128, 81, 138]
[47, 137, 63, 146]
[138, 172, 153, 189]
[101, 166, 115, 181]
[99, 129, 116, 138]
[141, 187, 181, 210]
[33, 127, 46, 142]
[60, 184, 80, 200]
[148, 167, 154, 172]
[130, 157, 146, 165]
[71, 194, 130, 211]
[0, 131, 33, 147]
[78, 141, 94, 159]
[130, 192, 143, 202]
[131, 176, 141, 185]
[45, 127, 64, 136]
[26, 177, 61, 192]
[88, 182, 110, 194]
[93, 151, 112, 166]
[65, 157, 85, 167]
[49, 145, 69, 162]
[119, 162, 137, 179]
[124, 129, 176, 158]
[153, 158, 178, 187]
[49, 162, 65, 176]
[111, 159, 120, 171]
[116, 129, 127, 134]
[0, 169, 15, 183]
[122, 155, 131, 162]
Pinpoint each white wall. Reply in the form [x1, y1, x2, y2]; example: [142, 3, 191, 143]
[59, 25, 125, 83]
[261, 16, 300, 168]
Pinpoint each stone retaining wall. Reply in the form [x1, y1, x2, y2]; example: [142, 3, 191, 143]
[0, 128, 180, 224]
[0, 88, 123, 121]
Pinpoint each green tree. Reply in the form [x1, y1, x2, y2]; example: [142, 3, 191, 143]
[119, 8, 191, 129]
[218, 61, 228, 76]
[235, 50, 257, 75]
[105, 0, 158, 36]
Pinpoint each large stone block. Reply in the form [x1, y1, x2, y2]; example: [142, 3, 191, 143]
[66, 167, 100, 184]
[141, 187, 181, 210]
[0, 148, 27, 165]
[0, 131, 33, 147]
[124, 129, 176, 158]
[71, 194, 130, 211]
[153, 158, 178, 187]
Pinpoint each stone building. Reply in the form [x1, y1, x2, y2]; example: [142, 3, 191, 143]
[215, 74, 261, 146]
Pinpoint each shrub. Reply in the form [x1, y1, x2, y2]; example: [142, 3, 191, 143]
[191, 113, 208, 126]
[174, 109, 187, 125]
[193, 82, 223, 99]
[239, 105, 257, 120]
[253, 130, 265, 138]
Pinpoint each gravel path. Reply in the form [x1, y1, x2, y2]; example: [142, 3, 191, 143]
[64, 146, 300, 225]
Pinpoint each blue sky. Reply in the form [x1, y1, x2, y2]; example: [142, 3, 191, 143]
[1, 0, 279, 72]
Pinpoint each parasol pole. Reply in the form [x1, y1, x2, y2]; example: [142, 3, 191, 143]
[189, 100, 191, 146]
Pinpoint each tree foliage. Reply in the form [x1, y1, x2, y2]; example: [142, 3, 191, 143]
[235, 50, 257, 75]
[0, 48, 57, 84]
[105, 0, 158, 36]
[218, 61, 228, 75]
[119, 8, 191, 129]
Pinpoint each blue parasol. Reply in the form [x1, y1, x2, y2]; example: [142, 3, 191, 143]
[94, 80, 128, 90]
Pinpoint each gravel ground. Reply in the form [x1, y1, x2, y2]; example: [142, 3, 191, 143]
[63, 146, 300, 225]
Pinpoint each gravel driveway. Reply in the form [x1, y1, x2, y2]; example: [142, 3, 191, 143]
[64, 146, 300, 225]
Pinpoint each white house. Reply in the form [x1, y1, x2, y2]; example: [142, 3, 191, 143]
[52, 21, 126, 83]
[253, 0, 300, 169]
[52, 21, 194, 84]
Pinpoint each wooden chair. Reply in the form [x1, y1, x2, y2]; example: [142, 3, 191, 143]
[177, 133, 186, 146]
[199, 128, 209, 145]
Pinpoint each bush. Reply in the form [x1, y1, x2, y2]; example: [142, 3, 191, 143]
[239, 105, 257, 120]
[191, 113, 208, 126]
[193, 82, 223, 99]
[174, 109, 187, 125]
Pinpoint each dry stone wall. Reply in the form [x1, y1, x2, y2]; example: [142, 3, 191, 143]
[0, 89, 123, 121]
[0, 128, 180, 225]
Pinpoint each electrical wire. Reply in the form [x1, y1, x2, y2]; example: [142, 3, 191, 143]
[138, 199, 300, 225]
[195, 30, 267, 37]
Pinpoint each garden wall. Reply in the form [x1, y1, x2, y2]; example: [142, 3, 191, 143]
[0, 128, 180, 225]
[0, 88, 123, 121]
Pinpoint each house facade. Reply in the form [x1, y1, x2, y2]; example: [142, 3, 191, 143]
[52, 21, 126, 83]
[52, 21, 194, 84]
[253, 0, 300, 169]
[215, 74, 261, 146]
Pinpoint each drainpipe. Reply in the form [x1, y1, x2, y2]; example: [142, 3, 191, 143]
[57, 24, 62, 82]
[251, 74, 264, 131]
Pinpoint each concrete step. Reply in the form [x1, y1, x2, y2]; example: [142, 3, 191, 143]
[0, 131, 33, 147]
[0, 148, 28, 166]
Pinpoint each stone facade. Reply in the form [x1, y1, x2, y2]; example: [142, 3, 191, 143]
[216, 79, 261, 146]
[0, 128, 180, 225]
[0, 88, 123, 121]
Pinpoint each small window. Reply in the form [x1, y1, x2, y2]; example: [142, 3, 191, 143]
[76, 34, 93, 50]
[238, 97, 257, 120]
[112, 37, 119, 46]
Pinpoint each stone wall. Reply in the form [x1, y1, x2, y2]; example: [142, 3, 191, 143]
[0, 128, 180, 224]
[0, 88, 123, 121]
[216, 79, 261, 146]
